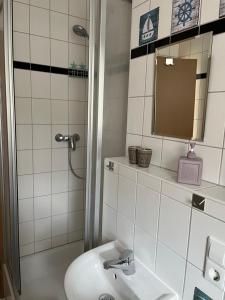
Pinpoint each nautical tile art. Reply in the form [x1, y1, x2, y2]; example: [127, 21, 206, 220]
[139, 7, 159, 45]
[171, 0, 200, 34]
[220, 0, 225, 18]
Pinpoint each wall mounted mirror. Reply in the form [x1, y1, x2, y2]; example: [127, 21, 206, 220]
[152, 32, 213, 141]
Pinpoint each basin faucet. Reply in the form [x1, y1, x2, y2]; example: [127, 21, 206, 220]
[103, 249, 135, 275]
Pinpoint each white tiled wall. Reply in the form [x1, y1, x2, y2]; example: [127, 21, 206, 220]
[127, 0, 225, 185]
[13, 0, 89, 256]
[102, 159, 225, 299]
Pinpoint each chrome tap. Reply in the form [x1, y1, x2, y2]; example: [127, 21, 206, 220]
[103, 249, 135, 276]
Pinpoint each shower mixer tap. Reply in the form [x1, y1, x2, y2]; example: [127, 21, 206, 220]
[55, 133, 80, 151]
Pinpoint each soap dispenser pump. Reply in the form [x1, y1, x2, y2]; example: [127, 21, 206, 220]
[178, 142, 203, 185]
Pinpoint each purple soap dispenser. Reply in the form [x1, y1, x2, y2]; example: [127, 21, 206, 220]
[177, 142, 203, 186]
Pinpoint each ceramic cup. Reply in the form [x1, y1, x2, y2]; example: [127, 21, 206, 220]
[137, 148, 152, 168]
[128, 146, 141, 164]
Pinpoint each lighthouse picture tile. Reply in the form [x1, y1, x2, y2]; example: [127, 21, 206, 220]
[171, 0, 200, 34]
[139, 7, 159, 46]
[220, 0, 225, 18]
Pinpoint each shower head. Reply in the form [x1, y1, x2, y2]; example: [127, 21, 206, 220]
[73, 25, 89, 38]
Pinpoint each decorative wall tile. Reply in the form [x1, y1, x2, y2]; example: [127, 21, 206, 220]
[139, 7, 159, 45]
[171, 0, 200, 34]
[219, 0, 225, 18]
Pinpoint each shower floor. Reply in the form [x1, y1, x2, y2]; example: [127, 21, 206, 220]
[19, 241, 84, 300]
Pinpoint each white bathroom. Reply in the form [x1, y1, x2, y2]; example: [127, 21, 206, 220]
[0, 0, 225, 300]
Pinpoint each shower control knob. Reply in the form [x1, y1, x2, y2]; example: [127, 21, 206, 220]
[209, 268, 220, 282]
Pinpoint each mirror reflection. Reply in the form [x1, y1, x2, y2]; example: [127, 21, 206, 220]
[153, 32, 213, 141]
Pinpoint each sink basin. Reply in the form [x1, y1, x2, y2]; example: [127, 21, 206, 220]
[64, 241, 178, 300]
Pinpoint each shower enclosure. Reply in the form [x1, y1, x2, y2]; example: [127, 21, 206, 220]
[0, 0, 131, 298]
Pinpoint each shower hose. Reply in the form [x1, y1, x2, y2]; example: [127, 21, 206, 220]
[68, 146, 85, 180]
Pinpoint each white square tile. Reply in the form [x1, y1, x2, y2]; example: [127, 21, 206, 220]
[52, 192, 68, 215]
[51, 74, 68, 100]
[138, 172, 161, 192]
[32, 99, 51, 124]
[13, 32, 30, 62]
[16, 125, 32, 150]
[18, 175, 33, 199]
[19, 198, 34, 222]
[52, 125, 69, 148]
[15, 98, 32, 125]
[68, 211, 84, 232]
[33, 149, 51, 173]
[52, 148, 68, 171]
[34, 195, 51, 219]
[35, 217, 51, 241]
[33, 125, 52, 149]
[30, 35, 50, 65]
[128, 56, 147, 97]
[116, 213, 135, 249]
[13, 2, 29, 33]
[31, 71, 51, 99]
[102, 203, 117, 241]
[69, 43, 86, 65]
[194, 145, 222, 184]
[52, 234, 67, 247]
[35, 239, 51, 252]
[103, 169, 118, 210]
[188, 209, 225, 271]
[51, 100, 68, 124]
[118, 175, 136, 222]
[142, 137, 163, 166]
[69, 0, 86, 19]
[142, 96, 153, 136]
[14, 69, 31, 97]
[200, 0, 220, 25]
[130, 1, 150, 49]
[30, 0, 50, 9]
[119, 166, 137, 182]
[52, 214, 68, 236]
[30, 6, 50, 37]
[19, 221, 34, 245]
[20, 243, 34, 257]
[161, 140, 188, 171]
[158, 195, 191, 258]
[127, 97, 144, 135]
[50, 0, 69, 14]
[201, 92, 225, 148]
[17, 150, 33, 175]
[134, 226, 156, 271]
[219, 150, 225, 186]
[51, 39, 69, 68]
[34, 173, 51, 197]
[69, 101, 85, 124]
[50, 11, 68, 41]
[68, 229, 83, 242]
[136, 185, 160, 238]
[183, 262, 224, 300]
[150, 0, 172, 39]
[156, 242, 186, 298]
[69, 16, 87, 45]
[68, 190, 84, 212]
[208, 33, 225, 92]
[52, 171, 68, 193]
[145, 54, 155, 96]
[69, 77, 86, 100]
[70, 147, 85, 169]
[68, 169, 85, 191]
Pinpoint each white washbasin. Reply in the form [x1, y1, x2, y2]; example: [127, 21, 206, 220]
[64, 241, 178, 300]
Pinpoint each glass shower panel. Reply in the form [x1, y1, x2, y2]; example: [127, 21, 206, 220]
[93, 0, 131, 243]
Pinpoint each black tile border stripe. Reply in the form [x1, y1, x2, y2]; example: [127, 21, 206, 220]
[131, 17, 225, 60]
[13, 61, 88, 78]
